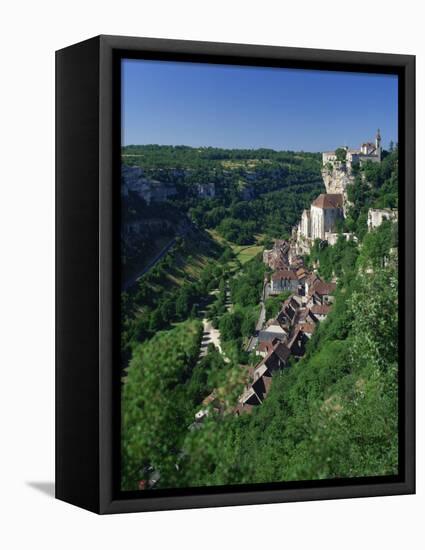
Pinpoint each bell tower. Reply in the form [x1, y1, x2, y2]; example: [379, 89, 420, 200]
[375, 129, 382, 161]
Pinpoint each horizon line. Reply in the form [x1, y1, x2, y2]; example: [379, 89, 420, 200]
[121, 141, 397, 154]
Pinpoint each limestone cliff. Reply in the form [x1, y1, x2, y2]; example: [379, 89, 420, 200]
[321, 164, 355, 215]
[321, 164, 354, 196]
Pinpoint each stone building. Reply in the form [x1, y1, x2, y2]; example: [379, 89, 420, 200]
[309, 194, 344, 241]
[300, 209, 311, 238]
[367, 208, 398, 231]
[288, 131, 389, 260]
[270, 269, 299, 294]
[322, 129, 382, 172]
[321, 130, 382, 200]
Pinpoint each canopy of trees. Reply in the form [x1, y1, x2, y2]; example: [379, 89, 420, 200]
[120, 145, 399, 491]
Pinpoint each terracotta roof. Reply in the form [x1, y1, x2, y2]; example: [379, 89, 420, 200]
[313, 281, 337, 296]
[271, 269, 298, 281]
[311, 194, 343, 209]
[257, 341, 275, 354]
[311, 304, 331, 315]
[299, 323, 316, 334]
[306, 273, 320, 285]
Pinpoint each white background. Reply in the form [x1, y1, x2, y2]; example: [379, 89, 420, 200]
[0, 1, 422, 548]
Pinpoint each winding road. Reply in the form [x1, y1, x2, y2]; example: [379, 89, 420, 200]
[122, 223, 189, 291]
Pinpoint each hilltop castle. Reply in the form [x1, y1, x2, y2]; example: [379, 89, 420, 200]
[322, 129, 382, 172]
[321, 130, 382, 197]
[290, 131, 383, 259]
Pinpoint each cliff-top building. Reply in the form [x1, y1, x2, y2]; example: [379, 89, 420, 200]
[289, 130, 395, 260]
[321, 130, 382, 200]
[322, 129, 382, 171]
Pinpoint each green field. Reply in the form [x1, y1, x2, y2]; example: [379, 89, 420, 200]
[207, 229, 264, 266]
[232, 244, 263, 264]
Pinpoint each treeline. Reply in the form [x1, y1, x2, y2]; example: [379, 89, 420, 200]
[123, 144, 320, 167]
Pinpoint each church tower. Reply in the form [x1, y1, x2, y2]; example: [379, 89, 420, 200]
[375, 129, 382, 160]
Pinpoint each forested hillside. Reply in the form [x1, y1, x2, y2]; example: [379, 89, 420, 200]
[121, 146, 399, 491]
[122, 144, 323, 247]
[177, 221, 398, 487]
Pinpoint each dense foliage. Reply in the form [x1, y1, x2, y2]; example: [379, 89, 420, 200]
[174, 223, 398, 487]
[120, 145, 399, 491]
[121, 230, 225, 357]
[265, 291, 292, 319]
[121, 320, 203, 490]
[122, 144, 324, 245]
[345, 149, 398, 239]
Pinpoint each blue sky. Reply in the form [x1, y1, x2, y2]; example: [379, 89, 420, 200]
[122, 59, 398, 152]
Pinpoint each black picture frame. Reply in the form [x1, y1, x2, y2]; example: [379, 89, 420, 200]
[56, 34, 415, 514]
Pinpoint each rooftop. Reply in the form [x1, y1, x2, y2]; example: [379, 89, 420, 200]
[313, 280, 337, 296]
[271, 269, 298, 281]
[311, 194, 344, 210]
[311, 304, 332, 315]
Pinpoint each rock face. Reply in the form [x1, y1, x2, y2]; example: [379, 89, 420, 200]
[321, 164, 355, 216]
[321, 164, 354, 196]
[122, 165, 177, 204]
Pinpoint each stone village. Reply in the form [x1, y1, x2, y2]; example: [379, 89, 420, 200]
[194, 131, 398, 421]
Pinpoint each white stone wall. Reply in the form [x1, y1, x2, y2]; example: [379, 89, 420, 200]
[300, 209, 311, 238]
[367, 208, 398, 231]
[271, 278, 298, 293]
[311, 205, 324, 240]
[322, 152, 337, 165]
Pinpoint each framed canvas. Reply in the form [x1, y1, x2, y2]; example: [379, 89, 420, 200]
[56, 35, 415, 514]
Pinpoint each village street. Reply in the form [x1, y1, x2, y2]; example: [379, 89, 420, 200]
[246, 280, 269, 352]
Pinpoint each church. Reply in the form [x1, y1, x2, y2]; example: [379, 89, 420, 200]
[290, 131, 383, 259]
[298, 193, 344, 242]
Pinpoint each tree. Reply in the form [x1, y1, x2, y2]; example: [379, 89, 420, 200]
[219, 311, 242, 341]
[335, 147, 347, 162]
[121, 320, 202, 490]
